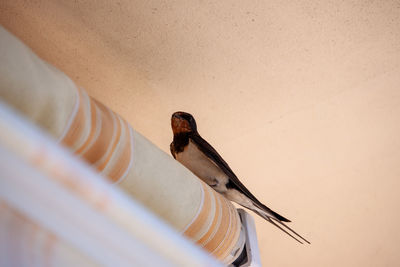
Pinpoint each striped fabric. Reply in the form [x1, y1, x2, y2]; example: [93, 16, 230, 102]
[59, 87, 134, 183]
[56, 86, 244, 264]
[0, 102, 222, 267]
[0, 25, 244, 265]
[184, 183, 244, 263]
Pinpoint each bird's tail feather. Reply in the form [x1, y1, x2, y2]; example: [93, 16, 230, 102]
[266, 208, 291, 222]
[254, 209, 310, 244]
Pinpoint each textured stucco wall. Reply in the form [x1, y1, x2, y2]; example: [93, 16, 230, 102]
[1, 1, 400, 265]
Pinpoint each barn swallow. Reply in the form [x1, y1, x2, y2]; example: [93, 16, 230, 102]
[170, 111, 310, 244]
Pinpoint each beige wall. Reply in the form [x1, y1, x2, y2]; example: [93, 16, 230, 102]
[1, 1, 400, 266]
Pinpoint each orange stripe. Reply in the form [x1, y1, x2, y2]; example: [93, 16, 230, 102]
[214, 198, 236, 257]
[81, 100, 115, 164]
[59, 88, 133, 182]
[96, 103, 122, 171]
[60, 88, 86, 148]
[75, 97, 97, 154]
[183, 182, 212, 238]
[213, 198, 241, 259]
[107, 119, 132, 182]
[182, 182, 242, 261]
[196, 190, 222, 246]
[202, 191, 232, 253]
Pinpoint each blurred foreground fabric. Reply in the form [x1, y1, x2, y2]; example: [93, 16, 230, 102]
[0, 26, 244, 265]
[0, 102, 220, 267]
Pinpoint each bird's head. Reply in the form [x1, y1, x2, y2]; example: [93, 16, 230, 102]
[171, 111, 197, 135]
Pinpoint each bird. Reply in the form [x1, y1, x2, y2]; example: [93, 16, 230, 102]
[170, 111, 310, 244]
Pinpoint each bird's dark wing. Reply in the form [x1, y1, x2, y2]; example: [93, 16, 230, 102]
[190, 133, 290, 222]
[189, 133, 311, 244]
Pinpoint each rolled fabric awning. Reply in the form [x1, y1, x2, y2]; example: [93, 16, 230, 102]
[0, 26, 244, 264]
[0, 102, 221, 267]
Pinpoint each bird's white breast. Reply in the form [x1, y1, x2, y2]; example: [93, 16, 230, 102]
[176, 140, 229, 190]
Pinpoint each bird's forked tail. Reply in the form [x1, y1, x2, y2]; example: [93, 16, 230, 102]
[253, 207, 310, 244]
